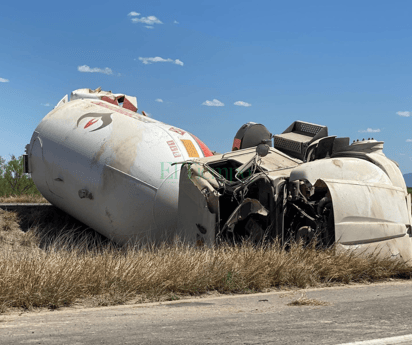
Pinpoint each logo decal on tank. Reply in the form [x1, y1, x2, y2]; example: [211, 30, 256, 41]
[169, 127, 186, 136]
[77, 113, 113, 132]
[166, 140, 182, 158]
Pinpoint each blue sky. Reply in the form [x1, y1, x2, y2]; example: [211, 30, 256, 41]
[1, 0, 412, 173]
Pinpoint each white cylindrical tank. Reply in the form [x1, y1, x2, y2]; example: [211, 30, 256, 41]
[27, 89, 213, 244]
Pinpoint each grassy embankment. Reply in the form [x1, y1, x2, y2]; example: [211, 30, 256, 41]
[0, 206, 411, 313]
[0, 194, 48, 203]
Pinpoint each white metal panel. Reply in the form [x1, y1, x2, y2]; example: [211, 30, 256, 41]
[29, 97, 211, 245]
[337, 234, 412, 264]
[290, 158, 392, 185]
[176, 165, 217, 245]
[321, 179, 409, 245]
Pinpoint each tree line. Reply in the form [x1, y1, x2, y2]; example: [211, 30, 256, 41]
[0, 155, 41, 197]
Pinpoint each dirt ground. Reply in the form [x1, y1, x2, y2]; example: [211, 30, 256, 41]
[0, 205, 107, 248]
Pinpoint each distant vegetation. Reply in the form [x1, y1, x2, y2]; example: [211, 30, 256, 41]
[0, 155, 42, 198]
[408, 187, 412, 195]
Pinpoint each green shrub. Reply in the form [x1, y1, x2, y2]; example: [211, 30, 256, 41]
[0, 155, 41, 197]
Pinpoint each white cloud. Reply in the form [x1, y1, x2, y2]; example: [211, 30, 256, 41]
[234, 101, 252, 107]
[155, 99, 163, 103]
[397, 111, 411, 117]
[145, 26, 154, 29]
[358, 128, 381, 133]
[138, 57, 184, 66]
[202, 99, 224, 107]
[131, 16, 162, 25]
[78, 65, 113, 75]
[174, 20, 179, 24]
[406, 139, 412, 142]
[41, 103, 51, 107]
[0, 78, 9, 83]
[128, 11, 140, 16]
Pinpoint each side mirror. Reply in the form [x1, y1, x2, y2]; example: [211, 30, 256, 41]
[256, 143, 270, 157]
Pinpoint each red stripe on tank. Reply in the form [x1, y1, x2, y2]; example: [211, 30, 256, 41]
[101, 96, 119, 106]
[123, 97, 137, 112]
[189, 133, 213, 157]
[232, 138, 241, 150]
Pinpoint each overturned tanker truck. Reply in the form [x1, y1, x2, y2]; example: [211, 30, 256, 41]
[25, 88, 412, 261]
[177, 121, 412, 261]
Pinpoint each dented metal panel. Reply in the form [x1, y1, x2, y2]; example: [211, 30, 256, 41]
[177, 164, 217, 246]
[336, 235, 412, 263]
[290, 158, 393, 185]
[318, 179, 409, 244]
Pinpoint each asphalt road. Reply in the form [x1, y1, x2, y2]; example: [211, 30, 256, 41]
[1, 281, 412, 345]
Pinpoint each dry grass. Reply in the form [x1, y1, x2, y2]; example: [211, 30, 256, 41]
[0, 194, 49, 204]
[0, 209, 41, 252]
[0, 207, 411, 312]
[287, 292, 331, 307]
